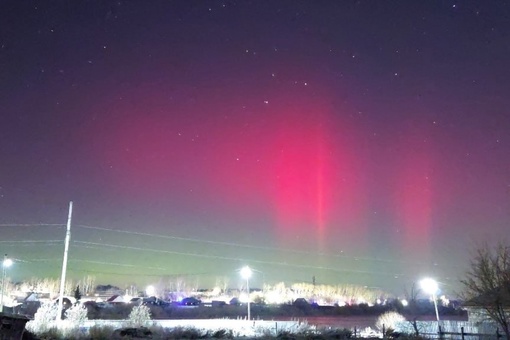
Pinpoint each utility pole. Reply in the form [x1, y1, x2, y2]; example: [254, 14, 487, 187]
[0, 254, 12, 313]
[56, 201, 73, 321]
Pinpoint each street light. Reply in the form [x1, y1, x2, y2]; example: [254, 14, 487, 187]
[420, 278, 440, 323]
[1, 254, 13, 313]
[240, 266, 252, 321]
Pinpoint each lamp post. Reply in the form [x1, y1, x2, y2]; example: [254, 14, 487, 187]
[420, 278, 440, 328]
[1, 254, 13, 313]
[240, 266, 252, 321]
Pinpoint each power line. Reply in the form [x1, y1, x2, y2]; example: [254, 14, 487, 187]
[66, 267, 211, 278]
[72, 240, 409, 278]
[75, 224, 447, 268]
[0, 222, 452, 282]
[0, 222, 450, 269]
[0, 224, 64, 227]
[0, 240, 64, 248]
[20, 258, 62, 262]
[0, 240, 63, 244]
[69, 259, 168, 271]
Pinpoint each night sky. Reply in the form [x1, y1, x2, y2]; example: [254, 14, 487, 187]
[1, 1, 509, 296]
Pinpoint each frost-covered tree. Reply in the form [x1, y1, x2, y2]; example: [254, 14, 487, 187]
[262, 282, 292, 304]
[59, 304, 89, 338]
[128, 305, 152, 327]
[376, 311, 406, 333]
[215, 276, 229, 294]
[25, 303, 59, 335]
[79, 275, 96, 295]
[65, 304, 88, 325]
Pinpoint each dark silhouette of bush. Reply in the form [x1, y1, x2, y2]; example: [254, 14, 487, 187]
[112, 326, 152, 338]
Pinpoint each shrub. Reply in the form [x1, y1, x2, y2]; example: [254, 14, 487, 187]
[128, 304, 152, 327]
[208, 328, 234, 338]
[33, 326, 60, 340]
[376, 311, 406, 333]
[111, 327, 152, 339]
[65, 304, 88, 325]
[148, 325, 170, 338]
[88, 325, 115, 339]
[25, 302, 59, 335]
[166, 326, 203, 339]
[58, 304, 89, 338]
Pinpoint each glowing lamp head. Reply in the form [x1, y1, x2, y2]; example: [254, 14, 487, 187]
[240, 266, 252, 280]
[420, 278, 438, 295]
[2, 258, 12, 268]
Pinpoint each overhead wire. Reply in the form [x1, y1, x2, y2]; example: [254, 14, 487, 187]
[0, 223, 446, 268]
[0, 222, 450, 282]
[0, 224, 65, 227]
[75, 224, 450, 268]
[72, 240, 408, 278]
[0, 240, 63, 244]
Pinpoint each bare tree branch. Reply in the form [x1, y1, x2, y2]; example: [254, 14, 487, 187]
[460, 243, 510, 338]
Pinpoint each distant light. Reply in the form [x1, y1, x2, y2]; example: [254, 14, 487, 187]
[401, 299, 408, 307]
[440, 295, 450, 306]
[239, 292, 249, 303]
[2, 259, 12, 268]
[240, 266, 252, 280]
[265, 290, 283, 304]
[146, 285, 155, 296]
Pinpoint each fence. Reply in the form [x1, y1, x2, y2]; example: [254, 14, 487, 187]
[395, 320, 508, 340]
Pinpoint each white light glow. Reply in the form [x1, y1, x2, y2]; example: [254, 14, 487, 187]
[440, 295, 449, 306]
[240, 266, 252, 279]
[420, 278, 438, 295]
[265, 290, 283, 304]
[146, 285, 155, 296]
[239, 292, 249, 303]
